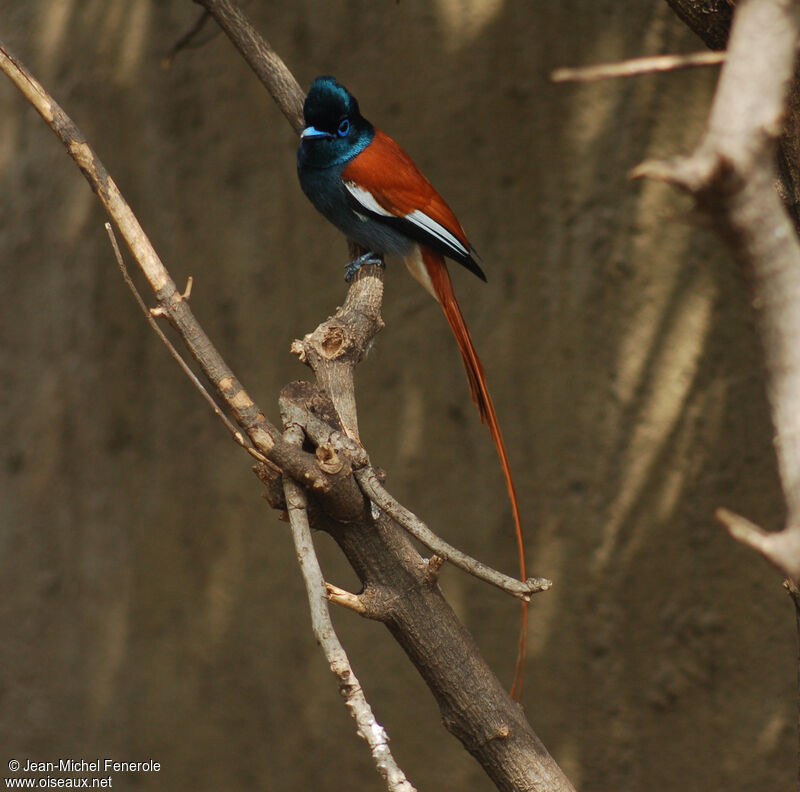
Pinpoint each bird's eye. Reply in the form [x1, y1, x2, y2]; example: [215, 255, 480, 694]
[337, 118, 350, 137]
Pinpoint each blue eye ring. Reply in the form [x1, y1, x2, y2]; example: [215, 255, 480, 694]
[337, 118, 350, 137]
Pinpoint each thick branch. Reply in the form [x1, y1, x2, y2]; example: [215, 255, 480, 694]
[275, 386, 572, 789]
[290, 248, 385, 441]
[279, 386, 552, 600]
[637, 0, 800, 579]
[664, 0, 800, 232]
[316, 506, 574, 792]
[283, 277, 572, 789]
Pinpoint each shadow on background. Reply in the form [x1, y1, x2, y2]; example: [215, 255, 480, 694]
[0, 2, 792, 791]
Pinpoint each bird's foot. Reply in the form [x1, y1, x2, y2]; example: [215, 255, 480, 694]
[345, 251, 384, 281]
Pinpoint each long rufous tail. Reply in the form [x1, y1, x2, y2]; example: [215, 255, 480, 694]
[419, 246, 528, 700]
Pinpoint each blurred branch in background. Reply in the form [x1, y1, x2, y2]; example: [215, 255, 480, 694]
[551, 50, 726, 83]
[665, 0, 800, 231]
[555, 0, 800, 783]
[635, 0, 800, 781]
[560, 0, 800, 582]
[634, 0, 800, 578]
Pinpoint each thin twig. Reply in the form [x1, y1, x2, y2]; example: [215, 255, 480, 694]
[280, 396, 551, 599]
[105, 223, 269, 464]
[0, 39, 331, 492]
[357, 468, 552, 601]
[282, 427, 416, 792]
[161, 8, 213, 69]
[551, 50, 726, 83]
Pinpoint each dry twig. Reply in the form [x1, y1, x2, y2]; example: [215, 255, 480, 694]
[194, 0, 305, 133]
[552, 50, 725, 83]
[104, 223, 268, 463]
[282, 427, 416, 792]
[0, 40, 332, 493]
[280, 393, 551, 599]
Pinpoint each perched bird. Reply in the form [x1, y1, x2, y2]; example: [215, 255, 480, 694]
[297, 75, 527, 696]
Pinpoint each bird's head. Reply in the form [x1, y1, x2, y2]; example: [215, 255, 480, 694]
[298, 76, 374, 168]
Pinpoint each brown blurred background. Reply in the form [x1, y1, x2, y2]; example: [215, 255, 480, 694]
[0, 1, 794, 790]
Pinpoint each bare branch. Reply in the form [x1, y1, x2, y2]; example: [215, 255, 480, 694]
[104, 223, 269, 464]
[1, 18, 574, 792]
[277, 382, 571, 789]
[637, 0, 800, 580]
[290, 247, 385, 441]
[0, 39, 332, 493]
[279, 391, 551, 600]
[282, 428, 416, 792]
[552, 50, 725, 83]
[356, 468, 552, 601]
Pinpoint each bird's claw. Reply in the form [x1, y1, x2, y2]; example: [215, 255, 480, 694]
[345, 251, 384, 281]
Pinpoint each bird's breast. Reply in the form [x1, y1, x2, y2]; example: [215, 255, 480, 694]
[298, 165, 415, 258]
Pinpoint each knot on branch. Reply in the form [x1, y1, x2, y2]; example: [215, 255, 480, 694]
[424, 555, 445, 587]
[316, 443, 352, 476]
[292, 321, 356, 365]
[442, 712, 517, 752]
[321, 323, 348, 359]
[277, 382, 368, 524]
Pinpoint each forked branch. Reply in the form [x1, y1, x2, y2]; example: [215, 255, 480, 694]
[635, 0, 800, 580]
[0, 12, 572, 791]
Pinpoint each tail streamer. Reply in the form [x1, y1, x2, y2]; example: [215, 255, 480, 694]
[421, 247, 528, 699]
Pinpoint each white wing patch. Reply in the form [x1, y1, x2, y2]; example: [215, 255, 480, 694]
[344, 181, 469, 259]
[404, 210, 469, 258]
[344, 182, 393, 217]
